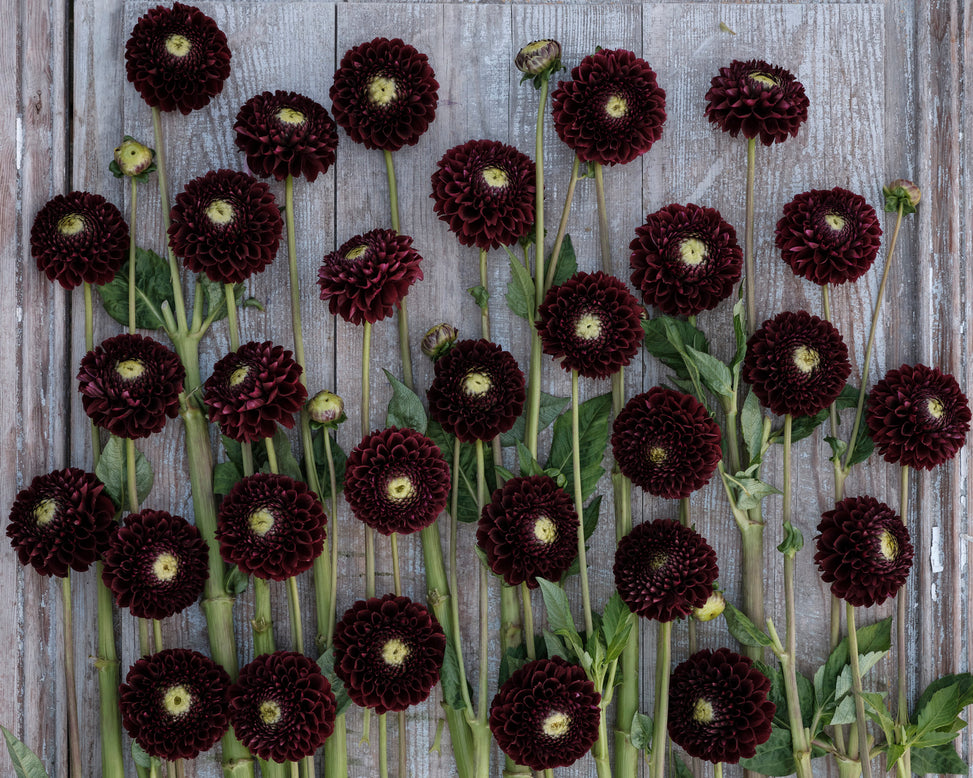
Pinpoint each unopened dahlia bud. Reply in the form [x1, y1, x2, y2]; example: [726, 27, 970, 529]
[692, 590, 726, 622]
[883, 179, 921, 214]
[307, 391, 345, 427]
[111, 136, 156, 179]
[515, 40, 561, 78]
[421, 323, 458, 360]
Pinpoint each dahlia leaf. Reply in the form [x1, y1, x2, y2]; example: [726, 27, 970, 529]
[213, 460, 242, 496]
[831, 651, 887, 725]
[494, 465, 517, 483]
[257, 429, 304, 483]
[425, 422, 490, 523]
[602, 594, 634, 663]
[504, 250, 535, 321]
[742, 389, 766, 465]
[545, 392, 611, 500]
[500, 392, 568, 447]
[722, 601, 773, 648]
[0, 728, 48, 778]
[95, 435, 154, 507]
[582, 495, 602, 542]
[730, 295, 747, 371]
[223, 565, 249, 596]
[383, 369, 427, 434]
[97, 248, 175, 331]
[915, 684, 969, 739]
[776, 521, 804, 556]
[726, 475, 781, 511]
[311, 431, 347, 502]
[738, 725, 797, 776]
[549, 234, 578, 290]
[820, 616, 893, 706]
[846, 426, 875, 467]
[825, 435, 848, 463]
[468, 284, 490, 310]
[514, 440, 544, 478]
[629, 711, 653, 751]
[861, 691, 895, 743]
[131, 740, 152, 768]
[915, 673, 973, 715]
[315, 648, 352, 717]
[538, 578, 580, 654]
[685, 345, 734, 400]
[911, 743, 969, 774]
[498, 645, 527, 686]
[641, 315, 710, 384]
[673, 756, 693, 778]
[543, 630, 570, 662]
[437, 640, 469, 712]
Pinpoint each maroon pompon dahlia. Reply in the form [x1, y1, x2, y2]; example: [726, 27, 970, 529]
[427, 338, 526, 442]
[318, 229, 424, 325]
[430, 139, 536, 250]
[489, 656, 601, 771]
[6, 468, 115, 578]
[120, 648, 231, 760]
[217, 473, 326, 581]
[228, 651, 336, 763]
[551, 48, 666, 167]
[125, 2, 231, 115]
[78, 333, 185, 439]
[234, 91, 339, 182]
[866, 363, 971, 470]
[743, 310, 851, 418]
[611, 387, 722, 499]
[704, 59, 809, 146]
[668, 648, 775, 764]
[476, 475, 579, 589]
[629, 203, 743, 316]
[30, 191, 129, 290]
[203, 341, 307, 443]
[330, 37, 439, 152]
[333, 594, 445, 715]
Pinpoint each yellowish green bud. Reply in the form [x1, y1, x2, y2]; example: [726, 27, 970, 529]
[307, 391, 345, 427]
[421, 323, 458, 360]
[883, 178, 920, 215]
[112, 136, 156, 179]
[515, 40, 561, 78]
[692, 590, 726, 622]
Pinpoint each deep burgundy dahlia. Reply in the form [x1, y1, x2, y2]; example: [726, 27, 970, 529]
[866, 363, 971, 470]
[668, 648, 775, 763]
[234, 90, 339, 182]
[476, 475, 579, 589]
[613, 519, 718, 622]
[489, 656, 601, 771]
[430, 139, 536, 250]
[203, 341, 307, 443]
[6, 468, 115, 578]
[537, 271, 643, 380]
[629, 203, 742, 316]
[228, 651, 336, 762]
[125, 2, 231, 115]
[815, 495, 913, 607]
[704, 59, 809, 146]
[120, 648, 231, 760]
[330, 37, 439, 152]
[743, 310, 851, 417]
[168, 168, 283, 284]
[78, 333, 185, 439]
[427, 338, 526, 442]
[611, 387, 722, 499]
[101, 509, 208, 620]
[217, 473, 326, 581]
[333, 594, 445, 715]
[318, 229, 423, 325]
[30, 191, 129, 290]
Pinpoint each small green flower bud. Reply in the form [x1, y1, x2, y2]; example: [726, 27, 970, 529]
[307, 391, 345, 427]
[422, 323, 458, 360]
[692, 590, 725, 622]
[883, 179, 920, 215]
[515, 40, 562, 77]
[111, 136, 156, 179]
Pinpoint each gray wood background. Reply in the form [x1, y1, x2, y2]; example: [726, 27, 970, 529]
[3, 0, 969, 776]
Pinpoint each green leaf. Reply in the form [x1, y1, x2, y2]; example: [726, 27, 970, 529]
[727, 475, 782, 511]
[1, 727, 49, 778]
[543, 630, 570, 662]
[259, 428, 303, 482]
[468, 285, 489, 309]
[199, 276, 249, 324]
[549, 234, 578, 290]
[515, 440, 545, 478]
[545, 393, 611, 501]
[825, 436, 848, 464]
[673, 755, 694, 778]
[537, 578, 579, 647]
[223, 565, 249, 596]
[797, 669, 816, 728]
[686, 345, 734, 399]
[384, 369, 427, 434]
[831, 652, 888, 725]
[911, 743, 969, 774]
[500, 392, 568, 447]
[915, 684, 966, 737]
[723, 601, 773, 648]
[739, 725, 797, 776]
[311, 431, 348, 503]
[131, 740, 152, 769]
[601, 594, 634, 663]
[820, 616, 893, 705]
[741, 389, 765, 465]
[97, 248, 176, 331]
[641, 315, 711, 383]
[221, 435, 244, 471]
[730, 297, 747, 371]
[213, 460, 242, 496]
[425, 422, 495, 523]
[505, 251, 535, 321]
[915, 673, 973, 714]
[630, 711, 653, 752]
[777, 521, 804, 557]
[582, 495, 602, 542]
[316, 649, 353, 717]
[498, 645, 527, 687]
[862, 691, 896, 745]
[95, 435, 153, 508]
[439, 641, 470, 711]
[846, 426, 875, 467]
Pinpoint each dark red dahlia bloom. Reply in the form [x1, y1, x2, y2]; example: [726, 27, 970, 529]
[203, 341, 307, 443]
[476, 475, 579, 589]
[318, 229, 424, 325]
[234, 91, 339, 182]
[78, 333, 185, 439]
[120, 648, 231, 760]
[430, 139, 536, 250]
[30, 191, 129, 290]
[125, 2, 231, 115]
[704, 59, 809, 146]
[814, 495, 913, 607]
[866, 363, 971, 470]
[668, 648, 775, 764]
[344, 426, 450, 536]
[743, 310, 851, 417]
[611, 387, 722, 499]
[330, 37, 439, 152]
[169, 168, 283, 284]
[217, 473, 325, 581]
[6, 468, 115, 578]
[101, 509, 208, 620]
[551, 48, 666, 167]
[229, 651, 336, 762]
[613, 518, 718, 622]
[333, 594, 445, 715]
[629, 203, 742, 316]
[776, 187, 883, 285]
[489, 656, 601, 771]
[427, 338, 526, 442]
[537, 271, 643, 379]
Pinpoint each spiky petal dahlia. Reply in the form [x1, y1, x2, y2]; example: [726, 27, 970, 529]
[330, 37, 439, 152]
[125, 2, 231, 115]
[668, 648, 775, 764]
[333, 594, 445, 715]
[704, 59, 809, 146]
[489, 656, 601, 771]
[430, 139, 536, 250]
[318, 229, 424, 325]
[866, 363, 971, 470]
[551, 48, 666, 167]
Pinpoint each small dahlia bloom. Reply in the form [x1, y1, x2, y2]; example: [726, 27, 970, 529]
[78, 333, 185, 439]
[551, 48, 666, 167]
[866, 363, 971, 470]
[6, 468, 115, 578]
[330, 37, 439, 152]
[125, 2, 231, 115]
[489, 656, 601, 771]
[704, 59, 809, 146]
[318, 229, 423, 325]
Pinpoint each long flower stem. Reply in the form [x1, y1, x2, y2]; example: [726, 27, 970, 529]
[150, 107, 188, 335]
[95, 560, 124, 778]
[895, 465, 911, 776]
[593, 163, 611, 273]
[743, 138, 757, 336]
[449, 440, 475, 718]
[649, 621, 672, 778]
[128, 177, 138, 334]
[521, 582, 536, 660]
[478, 249, 490, 340]
[474, 440, 489, 726]
[846, 603, 873, 778]
[543, 156, 581, 293]
[382, 150, 415, 391]
[593, 702, 612, 778]
[253, 577, 275, 656]
[287, 576, 304, 654]
[61, 575, 82, 778]
[225, 283, 240, 351]
[379, 713, 389, 778]
[570, 370, 594, 636]
[680, 498, 698, 654]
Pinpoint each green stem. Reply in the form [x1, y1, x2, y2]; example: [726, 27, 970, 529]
[397, 710, 407, 778]
[543, 156, 581, 293]
[153, 619, 163, 652]
[287, 576, 304, 654]
[715, 763, 723, 778]
[391, 533, 402, 596]
[83, 283, 104, 464]
[150, 106, 188, 335]
[895, 465, 911, 776]
[680, 498, 698, 654]
[743, 138, 757, 336]
[593, 702, 612, 778]
[379, 713, 389, 778]
[61, 575, 82, 778]
[265, 435, 279, 475]
[139, 617, 151, 658]
[649, 621, 672, 778]
[846, 603, 873, 778]
[478, 249, 490, 340]
[125, 437, 140, 514]
[225, 282, 240, 351]
[571, 370, 594, 636]
[253, 577, 275, 656]
[382, 150, 415, 392]
[521, 583, 535, 660]
[449, 440, 475, 718]
[95, 560, 124, 778]
[474, 440, 489, 726]
[322, 431, 340, 646]
[128, 177, 138, 334]
[593, 163, 611, 273]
